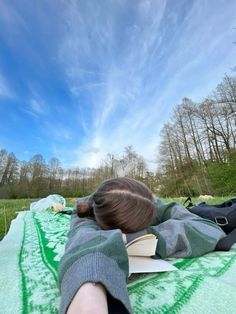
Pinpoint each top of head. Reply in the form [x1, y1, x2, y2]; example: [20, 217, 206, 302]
[92, 177, 155, 233]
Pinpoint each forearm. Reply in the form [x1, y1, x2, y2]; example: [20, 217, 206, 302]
[67, 282, 108, 314]
[59, 213, 132, 314]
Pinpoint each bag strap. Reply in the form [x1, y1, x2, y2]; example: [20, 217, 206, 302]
[215, 228, 236, 251]
[183, 196, 194, 209]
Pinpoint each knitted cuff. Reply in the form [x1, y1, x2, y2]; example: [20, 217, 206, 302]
[60, 252, 132, 314]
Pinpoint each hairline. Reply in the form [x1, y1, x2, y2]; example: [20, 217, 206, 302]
[105, 189, 154, 202]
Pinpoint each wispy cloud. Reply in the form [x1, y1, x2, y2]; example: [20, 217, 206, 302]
[1, 0, 235, 169]
[55, 0, 236, 169]
[58, 0, 170, 167]
[0, 72, 13, 98]
[43, 122, 73, 141]
[22, 97, 48, 118]
[29, 99, 45, 115]
[0, 1, 26, 28]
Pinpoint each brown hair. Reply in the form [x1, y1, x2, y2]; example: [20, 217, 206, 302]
[76, 177, 155, 233]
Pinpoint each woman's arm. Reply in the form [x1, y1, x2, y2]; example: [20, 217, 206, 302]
[126, 199, 226, 258]
[67, 282, 108, 314]
[58, 204, 132, 314]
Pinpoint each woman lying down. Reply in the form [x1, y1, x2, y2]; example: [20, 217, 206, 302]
[58, 177, 225, 314]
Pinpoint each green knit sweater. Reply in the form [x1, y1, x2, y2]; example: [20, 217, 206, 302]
[58, 197, 225, 314]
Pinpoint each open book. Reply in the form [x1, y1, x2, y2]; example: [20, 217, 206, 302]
[126, 234, 177, 274]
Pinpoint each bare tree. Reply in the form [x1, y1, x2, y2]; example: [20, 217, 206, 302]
[0, 153, 18, 186]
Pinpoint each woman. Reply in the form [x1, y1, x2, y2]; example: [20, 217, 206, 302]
[59, 177, 225, 314]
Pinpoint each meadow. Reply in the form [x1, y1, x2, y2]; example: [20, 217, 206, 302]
[0, 198, 75, 240]
[0, 196, 233, 240]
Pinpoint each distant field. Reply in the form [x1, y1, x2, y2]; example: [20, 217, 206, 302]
[0, 196, 234, 241]
[0, 198, 76, 240]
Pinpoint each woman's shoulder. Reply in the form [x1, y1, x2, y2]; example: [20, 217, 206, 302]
[153, 197, 179, 223]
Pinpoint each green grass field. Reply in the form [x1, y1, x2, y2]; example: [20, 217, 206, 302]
[0, 198, 76, 241]
[0, 196, 234, 241]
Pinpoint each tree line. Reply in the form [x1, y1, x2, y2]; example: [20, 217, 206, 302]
[0, 146, 155, 198]
[157, 75, 236, 196]
[1, 75, 235, 199]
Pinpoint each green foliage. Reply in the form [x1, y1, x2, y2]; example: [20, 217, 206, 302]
[157, 148, 236, 197]
[208, 151, 236, 195]
[157, 75, 236, 197]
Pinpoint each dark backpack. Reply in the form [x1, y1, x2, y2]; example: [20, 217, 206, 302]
[184, 197, 236, 251]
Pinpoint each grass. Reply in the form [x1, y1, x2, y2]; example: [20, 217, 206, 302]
[162, 196, 233, 205]
[0, 198, 76, 241]
[0, 196, 234, 241]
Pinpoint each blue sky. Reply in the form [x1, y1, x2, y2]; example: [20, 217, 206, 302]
[0, 0, 235, 170]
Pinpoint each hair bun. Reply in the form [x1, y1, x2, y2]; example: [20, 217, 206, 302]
[76, 195, 94, 217]
[77, 202, 91, 217]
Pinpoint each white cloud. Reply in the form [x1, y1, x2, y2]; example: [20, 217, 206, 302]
[42, 121, 73, 141]
[30, 99, 45, 115]
[22, 97, 48, 118]
[56, 0, 236, 170]
[0, 72, 13, 98]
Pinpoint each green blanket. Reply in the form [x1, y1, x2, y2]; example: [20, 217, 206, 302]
[1, 210, 236, 314]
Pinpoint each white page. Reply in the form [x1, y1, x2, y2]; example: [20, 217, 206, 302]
[127, 238, 158, 257]
[126, 234, 156, 246]
[128, 256, 177, 274]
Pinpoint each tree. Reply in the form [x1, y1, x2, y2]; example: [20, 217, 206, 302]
[156, 75, 236, 196]
[29, 154, 48, 197]
[48, 157, 62, 193]
[0, 152, 18, 186]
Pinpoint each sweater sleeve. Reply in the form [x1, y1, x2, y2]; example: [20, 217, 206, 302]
[58, 199, 132, 314]
[127, 198, 226, 259]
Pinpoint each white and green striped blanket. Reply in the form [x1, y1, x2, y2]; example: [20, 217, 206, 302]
[1, 210, 236, 314]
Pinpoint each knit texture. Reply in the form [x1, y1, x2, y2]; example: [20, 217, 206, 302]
[58, 208, 132, 313]
[59, 197, 226, 313]
[0, 198, 229, 314]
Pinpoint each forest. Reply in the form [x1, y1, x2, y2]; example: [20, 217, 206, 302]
[0, 75, 235, 198]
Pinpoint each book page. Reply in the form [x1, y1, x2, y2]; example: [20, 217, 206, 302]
[128, 256, 177, 274]
[126, 237, 158, 257]
[126, 234, 156, 247]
